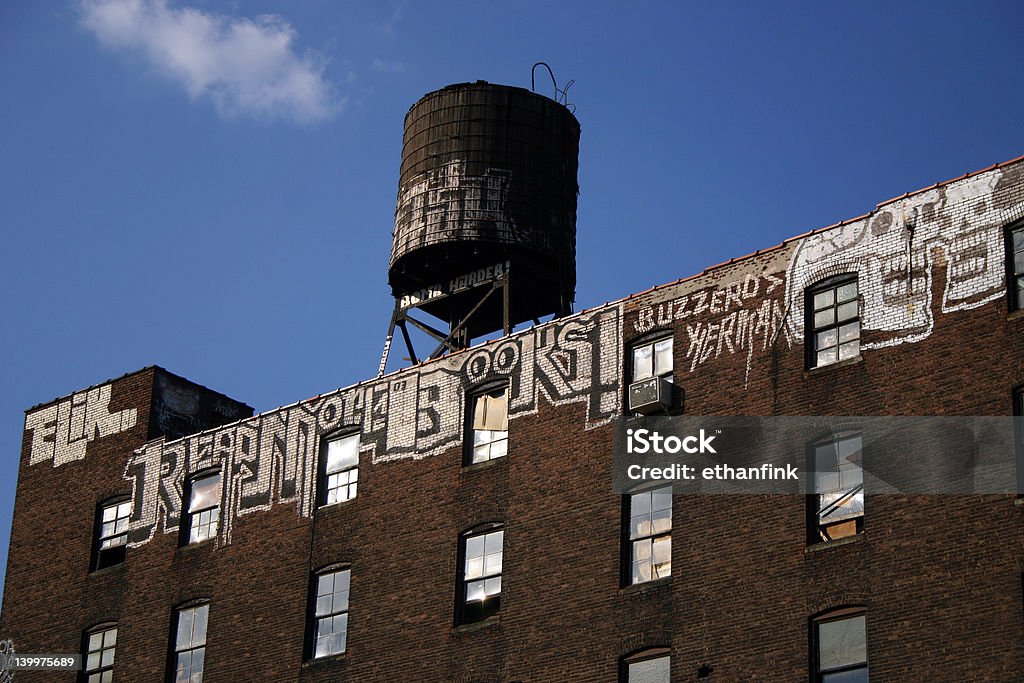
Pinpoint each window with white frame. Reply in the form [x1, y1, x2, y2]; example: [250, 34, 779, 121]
[311, 567, 350, 658]
[95, 498, 131, 569]
[185, 472, 220, 545]
[808, 276, 860, 368]
[321, 433, 359, 505]
[173, 603, 209, 683]
[812, 434, 864, 543]
[814, 610, 868, 682]
[468, 386, 509, 464]
[459, 525, 504, 624]
[84, 625, 117, 683]
[631, 337, 673, 382]
[627, 486, 672, 584]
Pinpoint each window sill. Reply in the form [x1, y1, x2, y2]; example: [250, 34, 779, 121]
[461, 456, 507, 474]
[1014, 497, 1024, 506]
[806, 355, 863, 374]
[177, 538, 216, 552]
[302, 651, 348, 668]
[452, 616, 501, 634]
[618, 576, 672, 596]
[88, 561, 126, 577]
[1008, 309, 1024, 322]
[805, 532, 865, 553]
[317, 497, 358, 512]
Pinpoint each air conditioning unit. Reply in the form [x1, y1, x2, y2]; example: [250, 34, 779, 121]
[628, 377, 673, 414]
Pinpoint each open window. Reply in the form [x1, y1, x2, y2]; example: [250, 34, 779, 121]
[810, 435, 864, 543]
[466, 385, 508, 464]
[93, 496, 131, 570]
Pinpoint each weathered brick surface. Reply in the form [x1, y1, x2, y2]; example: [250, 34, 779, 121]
[2, 160, 1024, 681]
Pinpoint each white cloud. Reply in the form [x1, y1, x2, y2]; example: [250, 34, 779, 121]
[79, 0, 339, 124]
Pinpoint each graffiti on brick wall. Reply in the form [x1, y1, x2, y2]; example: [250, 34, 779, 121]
[633, 271, 791, 386]
[785, 169, 1024, 348]
[124, 306, 622, 547]
[24, 383, 137, 467]
[394, 160, 530, 248]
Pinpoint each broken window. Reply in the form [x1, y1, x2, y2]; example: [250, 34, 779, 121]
[94, 497, 131, 570]
[814, 610, 868, 682]
[458, 524, 503, 624]
[468, 386, 508, 464]
[185, 472, 220, 545]
[808, 275, 860, 368]
[627, 486, 672, 584]
[812, 435, 864, 543]
[173, 603, 209, 683]
[84, 625, 117, 683]
[321, 432, 359, 505]
[1009, 221, 1024, 311]
[311, 567, 350, 658]
[631, 337, 673, 382]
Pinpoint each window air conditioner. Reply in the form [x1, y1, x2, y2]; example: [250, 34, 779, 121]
[628, 377, 673, 414]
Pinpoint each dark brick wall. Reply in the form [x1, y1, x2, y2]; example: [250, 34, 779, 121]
[2, 160, 1023, 682]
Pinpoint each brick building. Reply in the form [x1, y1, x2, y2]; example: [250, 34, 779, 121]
[3, 141, 1024, 679]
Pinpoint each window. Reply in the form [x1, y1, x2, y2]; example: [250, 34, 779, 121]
[1009, 222, 1024, 311]
[321, 432, 359, 505]
[173, 603, 209, 683]
[457, 524, 504, 624]
[310, 568, 350, 658]
[807, 276, 859, 368]
[1015, 387, 1024, 496]
[813, 610, 868, 682]
[631, 337, 673, 382]
[621, 649, 670, 682]
[83, 625, 117, 683]
[627, 486, 672, 584]
[184, 472, 220, 544]
[811, 435, 864, 543]
[467, 386, 508, 464]
[94, 498, 131, 569]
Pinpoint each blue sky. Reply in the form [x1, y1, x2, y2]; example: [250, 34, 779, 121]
[1, 0, 1021, 602]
